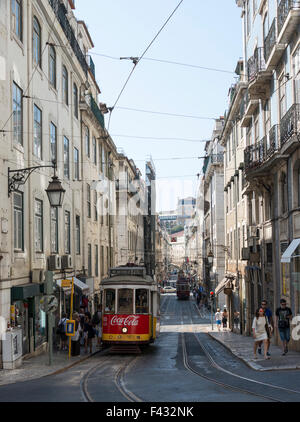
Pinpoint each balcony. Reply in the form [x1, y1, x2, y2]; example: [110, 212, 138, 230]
[48, 0, 88, 75]
[280, 103, 300, 147]
[86, 55, 96, 79]
[264, 18, 285, 70]
[247, 47, 272, 100]
[277, 0, 300, 45]
[89, 95, 105, 129]
[244, 125, 281, 173]
[240, 90, 259, 127]
[203, 153, 224, 180]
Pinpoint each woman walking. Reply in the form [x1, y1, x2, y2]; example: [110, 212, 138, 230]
[222, 307, 228, 331]
[252, 308, 272, 360]
[71, 313, 82, 356]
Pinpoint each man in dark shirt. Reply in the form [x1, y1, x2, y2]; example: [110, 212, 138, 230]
[275, 299, 293, 356]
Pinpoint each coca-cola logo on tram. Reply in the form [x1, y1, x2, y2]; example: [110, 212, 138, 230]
[110, 315, 139, 326]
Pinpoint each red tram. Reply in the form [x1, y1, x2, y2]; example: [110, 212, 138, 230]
[100, 266, 160, 347]
[176, 272, 190, 300]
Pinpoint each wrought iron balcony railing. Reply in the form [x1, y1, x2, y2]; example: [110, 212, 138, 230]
[248, 47, 266, 82]
[86, 55, 95, 79]
[48, 0, 88, 75]
[280, 103, 300, 146]
[203, 154, 224, 175]
[264, 18, 277, 63]
[278, 0, 300, 35]
[265, 124, 280, 159]
[89, 95, 105, 129]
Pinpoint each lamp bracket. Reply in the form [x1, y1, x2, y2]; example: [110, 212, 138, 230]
[8, 164, 55, 196]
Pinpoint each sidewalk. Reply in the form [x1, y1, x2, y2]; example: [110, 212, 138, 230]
[0, 342, 102, 386]
[208, 330, 300, 371]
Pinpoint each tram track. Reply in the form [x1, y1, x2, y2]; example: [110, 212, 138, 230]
[180, 298, 300, 402]
[81, 354, 143, 402]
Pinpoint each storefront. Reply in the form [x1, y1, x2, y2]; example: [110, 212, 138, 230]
[11, 283, 46, 356]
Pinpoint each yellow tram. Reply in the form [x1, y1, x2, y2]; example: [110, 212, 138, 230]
[100, 266, 160, 347]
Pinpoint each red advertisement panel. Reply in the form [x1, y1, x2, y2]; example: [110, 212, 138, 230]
[103, 314, 150, 335]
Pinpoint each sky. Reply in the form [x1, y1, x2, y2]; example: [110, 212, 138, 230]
[74, 0, 243, 211]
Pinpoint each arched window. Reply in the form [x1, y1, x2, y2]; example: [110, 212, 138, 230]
[73, 83, 78, 118]
[33, 16, 41, 67]
[62, 65, 68, 105]
[85, 126, 90, 157]
[49, 45, 56, 88]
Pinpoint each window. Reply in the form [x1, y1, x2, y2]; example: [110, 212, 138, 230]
[263, 12, 269, 41]
[62, 65, 68, 105]
[93, 137, 97, 165]
[49, 46, 56, 88]
[88, 243, 92, 276]
[13, 82, 23, 145]
[279, 72, 287, 119]
[34, 105, 42, 159]
[104, 289, 115, 313]
[94, 191, 97, 221]
[14, 192, 23, 250]
[85, 126, 90, 157]
[73, 83, 78, 119]
[12, 0, 22, 41]
[101, 245, 104, 276]
[75, 215, 80, 254]
[34, 199, 43, 252]
[247, 0, 251, 36]
[99, 143, 103, 172]
[64, 211, 70, 254]
[87, 184, 91, 218]
[50, 207, 58, 253]
[50, 122, 57, 162]
[281, 173, 287, 214]
[266, 243, 273, 264]
[64, 136, 69, 179]
[33, 17, 41, 68]
[74, 147, 79, 180]
[293, 45, 300, 104]
[136, 289, 149, 314]
[95, 245, 99, 277]
[118, 289, 133, 314]
[264, 100, 271, 149]
[102, 146, 106, 176]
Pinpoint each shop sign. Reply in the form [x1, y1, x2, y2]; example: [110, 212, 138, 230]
[61, 279, 71, 288]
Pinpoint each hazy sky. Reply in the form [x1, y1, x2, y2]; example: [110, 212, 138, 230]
[74, 0, 243, 211]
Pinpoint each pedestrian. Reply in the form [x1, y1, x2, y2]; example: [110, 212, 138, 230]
[252, 308, 272, 360]
[71, 313, 82, 356]
[215, 308, 222, 332]
[92, 305, 102, 348]
[257, 300, 273, 357]
[222, 307, 228, 331]
[233, 310, 240, 331]
[57, 313, 67, 351]
[84, 315, 95, 354]
[275, 299, 293, 356]
[196, 292, 201, 307]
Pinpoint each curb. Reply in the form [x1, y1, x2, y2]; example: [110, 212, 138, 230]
[207, 332, 300, 372]
[0, 348, 109, 387]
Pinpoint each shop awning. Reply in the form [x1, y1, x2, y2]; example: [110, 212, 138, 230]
[11, 283, 42, 301]
[56, 277, 90, 294]
[215, 278, 227, 295]
[281, 239, 300, 263]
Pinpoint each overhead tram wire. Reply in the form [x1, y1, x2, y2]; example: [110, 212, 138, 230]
[115, 106, 216, 121]
[89, 51, 236, 75]
[107, 0, 185, 130]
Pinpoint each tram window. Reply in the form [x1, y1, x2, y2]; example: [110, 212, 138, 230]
[105, 289, 115, 313]
[136, 289, 149, 314]
[118, 289, 133, 314]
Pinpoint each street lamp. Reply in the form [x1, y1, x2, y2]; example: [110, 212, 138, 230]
[8, 161, 65, 206]
[207, 250, 214, 265]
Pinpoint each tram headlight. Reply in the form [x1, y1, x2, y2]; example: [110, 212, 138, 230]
[122, 327, 128, 333]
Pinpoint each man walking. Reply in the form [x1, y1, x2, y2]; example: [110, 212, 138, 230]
[257, 300, 273, 357]
[275, 299, 293, 356]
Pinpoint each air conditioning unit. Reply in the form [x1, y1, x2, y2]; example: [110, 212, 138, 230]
[241, 247, 250, 261]
[31, 269, 45, 283]
[48, 255, 61, 271]
[61, 255, 73, 269]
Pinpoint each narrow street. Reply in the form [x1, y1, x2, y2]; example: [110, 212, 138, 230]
[1, 294, 300, 403]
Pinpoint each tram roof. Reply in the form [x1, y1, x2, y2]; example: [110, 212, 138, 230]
[101, 275, 154, 285]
